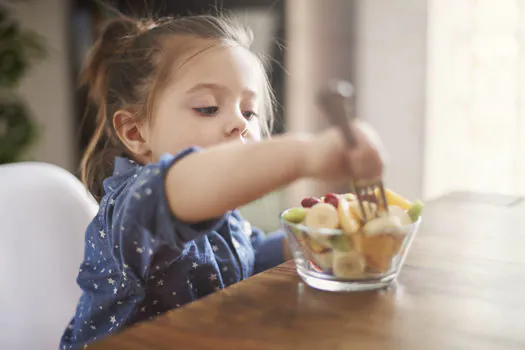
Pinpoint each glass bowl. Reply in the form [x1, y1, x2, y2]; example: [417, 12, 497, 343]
[280, 209, 421, 292]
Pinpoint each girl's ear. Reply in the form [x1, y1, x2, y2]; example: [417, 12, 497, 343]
[113, 111, 151, 157]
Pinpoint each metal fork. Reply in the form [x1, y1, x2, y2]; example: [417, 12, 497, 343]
[317, 80, 388, 222]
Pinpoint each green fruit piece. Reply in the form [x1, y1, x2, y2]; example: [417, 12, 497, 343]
[283, 207, 308, 224]
[330, 235, 352, 252]
[407, 200, 424, 222]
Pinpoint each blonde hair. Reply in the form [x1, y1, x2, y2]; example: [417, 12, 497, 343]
[80, 14, 275, 201]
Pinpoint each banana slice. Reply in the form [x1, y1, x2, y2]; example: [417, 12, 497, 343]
[363, 216, 403, 236]
[387, 205, 412, 226]
[337, 197, 360, 235]
[333, 250, 365, 278]
[349, 200, 379, 223]
[305, 202, 340, 229]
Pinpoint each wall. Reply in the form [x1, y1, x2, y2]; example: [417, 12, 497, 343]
[12, 0, 76, 172]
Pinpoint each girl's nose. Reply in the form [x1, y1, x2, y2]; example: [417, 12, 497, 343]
[224, 110, 248, 138]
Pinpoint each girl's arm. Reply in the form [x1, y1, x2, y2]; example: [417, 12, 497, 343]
[167, 125, 382, 223]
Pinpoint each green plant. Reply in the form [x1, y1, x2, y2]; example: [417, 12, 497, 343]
[0, 4, 46, 164]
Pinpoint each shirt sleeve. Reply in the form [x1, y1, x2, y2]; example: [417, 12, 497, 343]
[110, 147, 224, 277]
[251, 227, 286, 274]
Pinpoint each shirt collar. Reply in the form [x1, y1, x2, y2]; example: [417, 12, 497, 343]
[102, 156, 141, 194]
[113, 156, 140, 175]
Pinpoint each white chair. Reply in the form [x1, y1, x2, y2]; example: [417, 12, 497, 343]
[0, 162, 98, 350]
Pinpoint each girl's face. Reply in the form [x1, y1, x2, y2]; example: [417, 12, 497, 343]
[142, 43, 264, 162]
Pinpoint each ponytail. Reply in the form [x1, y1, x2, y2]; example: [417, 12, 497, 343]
[80, 17, 136, 202]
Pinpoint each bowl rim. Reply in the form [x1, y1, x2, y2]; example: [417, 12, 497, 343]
[280, 207, 422, 236]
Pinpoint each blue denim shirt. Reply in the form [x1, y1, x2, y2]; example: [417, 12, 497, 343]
[60, 147, 285, 349]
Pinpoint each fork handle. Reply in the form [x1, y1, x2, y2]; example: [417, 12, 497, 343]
[317, 80, 358, 149]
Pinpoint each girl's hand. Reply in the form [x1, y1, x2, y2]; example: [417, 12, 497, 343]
[304, 121, 385, 183]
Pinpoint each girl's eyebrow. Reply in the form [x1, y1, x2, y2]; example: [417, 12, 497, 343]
[185, 83, 257, 98]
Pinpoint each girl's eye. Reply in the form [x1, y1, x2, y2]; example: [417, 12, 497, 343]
[243, 111, 258, 121]
[194, 107, 219, 116]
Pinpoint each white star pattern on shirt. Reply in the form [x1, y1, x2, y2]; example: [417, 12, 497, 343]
[120, 226, 125, 231]
[133, 192, 141, 200]
[209, 273, 218, 281]
[110, 316, 116, 324]
[90, 325, 96, 330]
[108, 278, 115, 285]
[93, 283, 98, 290]
[157, 279, 164, 286]
[153, 168, 161, 175]
[123, 264, 129, 268]
[223, 266, 228, 272]
[192, 262, 199, 269]
[145, 188, 152, 196]
[148, 248, 153, 255]
[155, 265, 160, 270]
[122, 271, 127, 278]
[115, 245, 119, 249]
[136, 247, 144, 253]
[141, 306, 146, 312]
[113, 287, 118, 294]
[91, 243, 95, 249]
[109, 198, 115, 205]
[109, 269, 112, 274]
[172, 292, 177, 296]
[243, 221, 252, 236]
[153, 300, 158, 305]
[212, 245, 219, 252]
[99, 306, 103, 310]
[117, 301, 123, 305]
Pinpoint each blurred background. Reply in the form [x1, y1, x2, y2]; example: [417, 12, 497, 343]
[1, 0, 524, 231]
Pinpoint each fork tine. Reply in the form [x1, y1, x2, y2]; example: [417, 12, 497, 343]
[354, 187, 367, 223]
[378, 182, 389, 214]
[368, 185, 379, 218]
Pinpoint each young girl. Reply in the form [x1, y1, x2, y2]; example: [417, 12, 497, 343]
[61, 14, 384, 349]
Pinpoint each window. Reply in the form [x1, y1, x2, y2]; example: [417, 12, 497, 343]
[425, 0, 525, 198]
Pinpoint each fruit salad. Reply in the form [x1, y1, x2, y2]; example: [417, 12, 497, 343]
[281, 189, 423, 279]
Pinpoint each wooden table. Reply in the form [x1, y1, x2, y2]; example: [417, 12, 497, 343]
[91, 193, 525, 349]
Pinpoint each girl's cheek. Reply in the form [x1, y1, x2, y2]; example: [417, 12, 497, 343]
[243, 124, 262, 142]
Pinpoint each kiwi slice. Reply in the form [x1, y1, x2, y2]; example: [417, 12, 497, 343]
[407, 200, 424, 222]
[282, 207, 308, 224]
